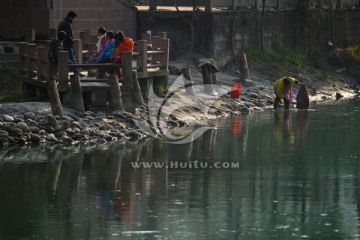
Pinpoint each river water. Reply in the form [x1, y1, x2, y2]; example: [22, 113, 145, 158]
[1, 99, 360, 240]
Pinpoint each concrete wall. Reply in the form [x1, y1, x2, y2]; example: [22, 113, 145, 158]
[138, 9, 360, 66]
[144, 0, 359, 8]
[49, 0, 137, 39]
[0, 0, 137, 40]
[0, 0, 50, 40]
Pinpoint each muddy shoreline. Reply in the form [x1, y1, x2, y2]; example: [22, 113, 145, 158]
[0, 57, 359, 147]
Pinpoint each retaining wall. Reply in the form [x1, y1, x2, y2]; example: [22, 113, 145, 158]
[138, 9, 360, 66]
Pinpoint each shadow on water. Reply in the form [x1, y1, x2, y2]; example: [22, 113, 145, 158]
[0, 99, 360, 239]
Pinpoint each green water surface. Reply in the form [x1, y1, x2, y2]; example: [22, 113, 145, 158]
[0, 99, 360, 240]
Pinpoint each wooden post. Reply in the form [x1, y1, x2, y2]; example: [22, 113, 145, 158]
[27, 43, 37, 78]
[210, 60, 218, 85]
[71, 74, 85, 112]
[336, 0, 342, 8]
[151, 36, 161, 50]
[150, 0, 158, 10]
[157, 32, 167, 39]
[80, 30, 90, 49]
[37, 46, 49, 81]
[132, 71, 144, 105]
[317, 0, 322, 8]
[181, 67, 194, 95]
[19, 42, 28, 75]
[205, 0, 213, 12]
[274, 0, 279, 9]
[58, 51, 69, 90]
[151, 36, 161, 64]
[229, 0, 237, 10]
[90, 34, 98, 43]
[122, 51, 133, 92]
[160, 38, 169, 71]
[137, 40, 148, 73]
[237, 52, 249, 81]
[26, 29, 36, 43]
[47, 79, 63, 116]
[87, 43, 97, 76]
[73, 39, 83, 64]
[96, 68, 106, 79]
[141, 32, 152, 44]
[201, 64, 214, 93]
[49, 29, 57, 39]
[109, 75, 125, 111]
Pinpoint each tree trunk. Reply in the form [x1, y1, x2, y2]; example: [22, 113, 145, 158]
[336, 0, 341, 8]
[261, 0, 266, 51]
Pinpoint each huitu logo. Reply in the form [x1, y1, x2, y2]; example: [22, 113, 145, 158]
[134, 74, 230, 144]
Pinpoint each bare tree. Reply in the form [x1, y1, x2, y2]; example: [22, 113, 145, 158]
[260, 0, 266, 51]
[296, 0, 311, 11]
[336, 0, 342, 8]
[174, 0, 198, 52]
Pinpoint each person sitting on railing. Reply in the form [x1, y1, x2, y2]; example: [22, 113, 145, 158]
[92, 27, 107, 58]
[90, 31, 115, 63]
[113, 31, 134, 64]
[111, 31, 134, 76]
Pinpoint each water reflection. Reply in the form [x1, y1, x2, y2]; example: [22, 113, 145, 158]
[295, 110, 309, 139]
[273, 110, 309, 144]
[273, 111, 293, 142]
[0, 101, 360, 239]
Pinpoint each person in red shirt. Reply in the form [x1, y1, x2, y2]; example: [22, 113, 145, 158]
[92, 27, 107, 58]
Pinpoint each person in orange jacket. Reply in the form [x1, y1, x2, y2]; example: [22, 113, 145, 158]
[112, 31, 134, 76]
[114, 31, 134, 63]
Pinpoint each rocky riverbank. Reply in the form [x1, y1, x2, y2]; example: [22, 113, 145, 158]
[0, 53, 359, 147]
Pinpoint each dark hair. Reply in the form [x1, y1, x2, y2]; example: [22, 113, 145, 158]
[115, 31, 125, 42]
[57, 31, 67, 41]
[67, 11, 78, 18]
[283, 78, 291, 87]
[97, 27, 107, 35]
[106, 31, 115, 39]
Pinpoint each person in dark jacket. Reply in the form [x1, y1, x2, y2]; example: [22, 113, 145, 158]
[58, 10, 82, 75]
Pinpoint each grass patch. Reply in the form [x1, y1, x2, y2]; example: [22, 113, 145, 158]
[0, 88, 23, 103]
[0, 67, 23, 103]
[244, 48, 320, 69]
[344, 45, 360, 63]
